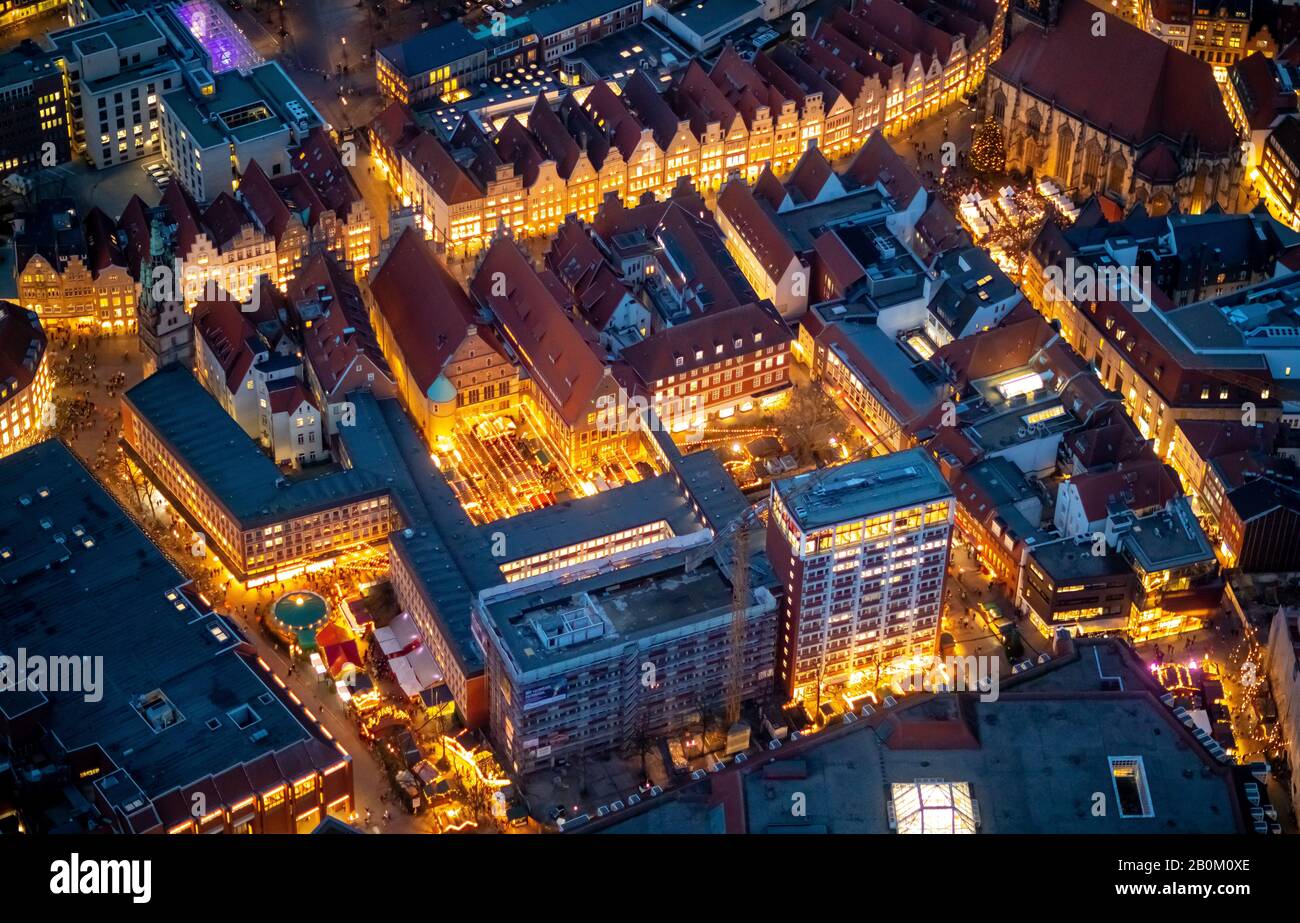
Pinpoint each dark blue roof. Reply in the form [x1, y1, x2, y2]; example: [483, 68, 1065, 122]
[123, 364, 386, 526]
[0, 441, 320, 798]
[379, 22, 485, 77]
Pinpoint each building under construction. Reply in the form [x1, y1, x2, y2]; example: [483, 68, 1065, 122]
[471, 545, 780, 776]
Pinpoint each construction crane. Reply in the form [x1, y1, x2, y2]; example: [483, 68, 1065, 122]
[724, 516, 750, 729]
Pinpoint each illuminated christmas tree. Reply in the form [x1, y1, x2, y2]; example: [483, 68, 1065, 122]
[969, 117, 1006, 176]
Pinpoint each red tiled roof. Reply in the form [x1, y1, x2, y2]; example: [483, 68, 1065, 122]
[672, 60, 740, 140]
[84, 206, 125, 277]
[929, 424, 982, 468]
[751, 164, 787, 210]
[844, 131, 923, 207]
[292, 127, 363, 219]
[0, 303, 46, 397]
[494, 115, 547, 187]
[470, 236, 609, 426]
[202, 192, 253, 249]
[934, 307, 1058, 386]
[370, 101, 420, 156]
[710, 45, 791, 131]
[289, 251, 392, 398]
[272, 171, 328, 230]
[160, 182, 206, 258]
[1071, 458, 1181, 520]
[653, 202, 758, 313]
[836, 0, 949, 74]
[238, 160, 294, 242]
[1134, 144, 1180, 184]
[116, 194, 151, 279]
[194, 296, 263, 392]
[369, 227, 482, 393]
[267, 377, 317, 415]
[716, 178, 797, 281]
[528, 94, 581, 179]
[621, 301, 790, 384]
[622, 71, 679, 149]
[812, 230, 867, 293]
[786, 144, 838, 204]
[1178, 419, 1277, 463]
[1065, 412, 1149, 469]
[557, 91, 614, 169]
[767, 42, 842, 109]
[915, 199, 968, 257]
[248, 276, 288, 334]
[580, 81, 644, 162]
[406, 130, 482, 205]
[547, 216, 638, 331]
[1229, 52, 1298, 132]
[990, 2, 1237, 154]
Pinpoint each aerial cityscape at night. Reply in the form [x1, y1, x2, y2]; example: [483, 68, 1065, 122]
[1, 0, 1299, 875]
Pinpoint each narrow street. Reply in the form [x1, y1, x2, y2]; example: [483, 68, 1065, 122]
[43, 332, 438, 833]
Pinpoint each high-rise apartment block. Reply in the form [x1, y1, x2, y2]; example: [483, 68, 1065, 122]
[766, 448, 954, 701]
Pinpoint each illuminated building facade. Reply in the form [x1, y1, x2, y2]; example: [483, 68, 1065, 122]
[473, 553, 778, 775]
[388, 529, 492, 731]
[376, 21, 488, 106]
[988, 3, 1242, 215]
[1020, 536, 1139, 637]
[1222, 51, 1297, 183]
[1219, 474, 1300, 572]
[468, 236, 631, 467]
[1122, 497, 1219, 641]
[766, 449, 954, 701]
[1186, 0, 1252, 75]
[119, 183, 278, 309]
[1255, 116, 1300, 231]
[0, 45, 71, 174]
[622, 302, 793, 430]
[1025, 209, 1289, 463]
[236, 132, 376, 284]
[15, 200, 139, 333]
[122, 364, 398, 583]
[48, 11, 193, 169]
[0, 304, 51, 459]
[372, 0, 1004, 255]
[375, 0, 643, 106]
[366, 227, 517, 445]
[159, 61, 324, 204]
[287, 252, 398, 430]
[798, 301, 946, 453]
[1142, 0, 1255, 74]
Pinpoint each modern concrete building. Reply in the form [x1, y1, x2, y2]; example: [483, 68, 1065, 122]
[121, 363, 398, 583]
[0, 43, 71, 174]
[597, 637, 1250, 834]
[48, 10, 201, 168]
[0, 440, 354, 834]
[766, 448, 955, 702]
[473, 551, 779, 775]
[159, 61, 324, 203]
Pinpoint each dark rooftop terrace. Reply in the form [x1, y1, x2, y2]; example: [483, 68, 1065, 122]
[0, 441, 323, 800]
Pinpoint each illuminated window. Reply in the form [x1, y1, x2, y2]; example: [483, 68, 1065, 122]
[890, 781, 977, 834]
[996, 372, 1044, 399]
[1109, 757, 1154, 818]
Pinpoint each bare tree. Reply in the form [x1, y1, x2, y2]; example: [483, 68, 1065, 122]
[772, 385, 843, 462]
